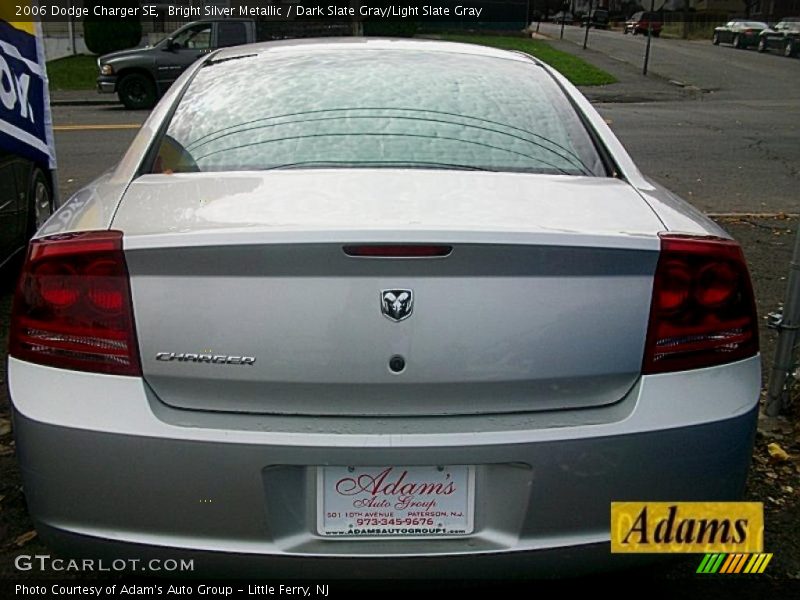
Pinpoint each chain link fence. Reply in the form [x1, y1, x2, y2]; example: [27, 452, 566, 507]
[766, 226, 800, 416]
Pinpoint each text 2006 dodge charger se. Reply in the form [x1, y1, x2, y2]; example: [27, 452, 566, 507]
[9, 39, 759, 577]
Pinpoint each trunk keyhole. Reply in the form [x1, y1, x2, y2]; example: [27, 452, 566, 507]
[389, 355, 406, 373]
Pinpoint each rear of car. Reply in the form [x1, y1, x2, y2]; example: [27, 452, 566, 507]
[550, 11, 573, 24]
[735, 22, 769, 48]
[625, 12, 663, 36]
[583, 9, 609, 29]
[9, 40, 760, 576]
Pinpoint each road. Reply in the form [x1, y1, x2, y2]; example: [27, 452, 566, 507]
[536, 22, 800, 99]
[536, 23, 800, 214]
[52, 104, 145, 200]
[598, 99, 799, 214]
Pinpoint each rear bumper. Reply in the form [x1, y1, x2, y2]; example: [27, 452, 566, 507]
[28, 522, 675, 578]
[634, 26, 661, 34]
[742, 35, 760, 45]
[9, 355, 760, 575]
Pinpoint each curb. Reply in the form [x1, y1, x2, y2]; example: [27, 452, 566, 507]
[707, 212, 800, 219]
[50, 99, 119, 106]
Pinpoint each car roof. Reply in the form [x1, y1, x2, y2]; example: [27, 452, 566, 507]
[212, 37, 540, 65]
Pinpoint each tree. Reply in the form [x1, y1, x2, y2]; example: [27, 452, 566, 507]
[742, 0, 760, 17]
[83, 1, 142, 56]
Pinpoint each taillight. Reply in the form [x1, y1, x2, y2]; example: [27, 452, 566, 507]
[9, 231, 141, 376]
[642, 234, 758, 374]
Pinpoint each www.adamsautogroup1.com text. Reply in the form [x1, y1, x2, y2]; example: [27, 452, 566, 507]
[15, 584, 330, 597]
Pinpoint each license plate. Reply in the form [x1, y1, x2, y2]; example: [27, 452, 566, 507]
[317, 465, 474, 538]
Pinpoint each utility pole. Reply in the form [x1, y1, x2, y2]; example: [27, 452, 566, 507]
[67, 0, 76, 55]
[682, 0, 689, 39]
[583, 0, 592, 49]
[535, 0, 542, 34]
[643, 0, 654, 75]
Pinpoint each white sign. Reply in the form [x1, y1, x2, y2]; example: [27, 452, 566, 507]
[318, 465, 474, 538]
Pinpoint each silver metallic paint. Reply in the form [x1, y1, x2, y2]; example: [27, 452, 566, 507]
[10, 38, 760, 572]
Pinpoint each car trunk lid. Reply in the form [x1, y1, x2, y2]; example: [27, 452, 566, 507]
[115, 170, 663, 416]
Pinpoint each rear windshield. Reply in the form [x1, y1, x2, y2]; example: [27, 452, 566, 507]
[152, 48, 606, 177]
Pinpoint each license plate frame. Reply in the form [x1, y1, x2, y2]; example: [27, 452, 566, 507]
[316, 465, 475, 539]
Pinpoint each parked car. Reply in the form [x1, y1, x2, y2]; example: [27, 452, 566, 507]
[0, 6, 57, 270]
[549, 11, 573, 24]
[712, 20, 769, 48]
[624, 11, 663, 36]
[757, 18, 800, 56]
[10, 38, 760, 577]
[0, 155, 53, 270]
[581, 9, 610, 29]
[97, 19, 256, 109]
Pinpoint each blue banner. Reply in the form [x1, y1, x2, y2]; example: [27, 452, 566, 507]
[0, 14, 56, 169]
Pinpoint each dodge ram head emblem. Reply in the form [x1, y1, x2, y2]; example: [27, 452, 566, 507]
[381, 289, 413, 322]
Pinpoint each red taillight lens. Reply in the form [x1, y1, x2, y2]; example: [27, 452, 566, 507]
[9, 231, 141, 376]
[642, 234, 758, 374]
[695, 261, 738, 308]
[656, 260, 692, 313]
[36, 262, 80, 308]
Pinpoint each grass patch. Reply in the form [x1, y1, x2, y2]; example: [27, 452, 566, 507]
[433, 34, 616, 86]
[46, 54, 97, 91]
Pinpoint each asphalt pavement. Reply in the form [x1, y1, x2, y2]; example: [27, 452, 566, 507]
[51, 104, 145, 200]
[535, 22, 800, 100]
[535, 23, 800, 215]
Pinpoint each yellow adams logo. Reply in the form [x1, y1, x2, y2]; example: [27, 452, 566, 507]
[611, 502, 763, 553]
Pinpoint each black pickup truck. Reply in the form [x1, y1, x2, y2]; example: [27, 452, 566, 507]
[97, 19, 256, 109]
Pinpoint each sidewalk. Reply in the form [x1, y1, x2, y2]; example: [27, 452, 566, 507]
[49, 89, 117, 106]
[531, 31, 698, 104]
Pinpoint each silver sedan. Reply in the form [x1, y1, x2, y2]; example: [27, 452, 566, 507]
[9, 38, 759, 577]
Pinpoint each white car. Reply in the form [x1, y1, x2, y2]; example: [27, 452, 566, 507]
[9, 38, 759, 577]
[550, 11, 574, 24]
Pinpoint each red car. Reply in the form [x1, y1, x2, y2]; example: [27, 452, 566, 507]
[624, 11, 663, 36]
